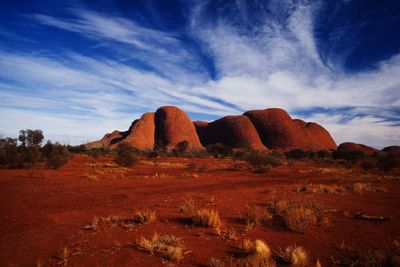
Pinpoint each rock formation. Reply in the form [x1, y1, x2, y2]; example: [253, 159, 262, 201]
[194, 115, 267, 150]
[86, 105, 340, 152]
[337, 142, 380, 155]
[123, 112, 155, 150]
[244, 108, 336, 151]
[382, 145, 400, 154]
[154, 106, 203, 150]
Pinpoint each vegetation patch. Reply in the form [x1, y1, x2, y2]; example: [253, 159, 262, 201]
[136, 233, 185, 262]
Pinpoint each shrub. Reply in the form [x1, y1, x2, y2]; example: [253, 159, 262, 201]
[172, 140, 189, 155]
[114, 143, 137, 167]
[285, 149, 308, 159]
[206, 143, 232, 158]
[360, 159, 376, 171]
[245, 151, 282, 168]
[332, 150, 366, 162]
[377, 154, 400, 172]
[0, 137, 18, 166]
[136, 233, 184, 262]
[42, 142, 70, 169]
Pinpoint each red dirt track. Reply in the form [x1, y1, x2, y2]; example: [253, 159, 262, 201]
[1, 155, 399, 266]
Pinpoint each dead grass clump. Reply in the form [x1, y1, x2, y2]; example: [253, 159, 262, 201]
[276, 245, 309, 266]
[181, 198, 222, 228]
[332, 239, 400, 266]
[241, 205, 273, 229]
[352, 183, 388, 194]
[232, 239, 276, 267]
[209, 257, 225, 267]
[131, 209, 156, 224]
[219, 227, 238, 241]
[191, 208, 222, 228]
[272, 200, 322, 233]
[136, 233, 184, 262]
[57, 247, 69, 266]
[294, 183, 346, 194]
[87, 210, 156, 230]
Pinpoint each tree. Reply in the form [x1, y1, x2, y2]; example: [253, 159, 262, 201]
[18, 129, 44, 147]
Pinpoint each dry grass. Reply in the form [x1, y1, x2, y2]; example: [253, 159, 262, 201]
[352, 183, 388, 194]
[209, 257, 225, 267]
[57, 247, 69, 266]
[241, 205, 273, 229]
[332, 239, 400, 266]
[136, 233, 184, 262]
[181, 198, 222, 228]
[272, 199, 322, 233]
[131, 209, 156, 224]
[231, 239, 276, 267]
[276, 245, 309, 266]
[84, 210, 156, 230]
[294, 183, 346, 194]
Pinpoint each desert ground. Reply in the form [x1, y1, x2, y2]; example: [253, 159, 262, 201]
[0, 154, 399, 267]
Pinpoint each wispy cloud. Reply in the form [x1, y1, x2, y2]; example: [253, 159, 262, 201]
[0, 1, 399, 148]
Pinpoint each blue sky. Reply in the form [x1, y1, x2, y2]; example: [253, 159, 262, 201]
[0, 0, 399, 148]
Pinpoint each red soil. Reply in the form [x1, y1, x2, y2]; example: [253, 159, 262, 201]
[1, 155, 399, 266]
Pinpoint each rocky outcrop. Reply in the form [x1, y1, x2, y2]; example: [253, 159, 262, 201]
[86, 105, 339, 152]
[294, 119, 337, 151]
[85, 130, 125, 148]
[155, 106, 203, 150]
[194, 115, 267, 150]
[244, 108, 336, 151]
[337, 142, 380, 155]
[382, 145, 400, 154]
[123, 112, 155, 150]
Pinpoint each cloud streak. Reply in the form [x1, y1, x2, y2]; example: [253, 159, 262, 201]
[0, 1, 399, 148]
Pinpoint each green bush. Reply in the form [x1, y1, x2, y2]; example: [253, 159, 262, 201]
[114, 143, 138, 167]
[42, 142, 71, 169]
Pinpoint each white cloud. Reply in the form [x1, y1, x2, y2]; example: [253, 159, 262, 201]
[0, 2, 399, 147]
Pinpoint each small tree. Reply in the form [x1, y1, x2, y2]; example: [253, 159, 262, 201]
[19, 129, 44, 147]
[115, 143, 137, 167]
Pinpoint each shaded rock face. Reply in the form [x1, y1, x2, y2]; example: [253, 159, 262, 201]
[155, 106, 203, 150]
[294, 120, 337, 151]
[85, 130, 125, 148]
[244, 108, 337, 151]
[123, 112, 155, 150]
[338, 142, 380, 155]
[195, 115, 267, 150]
[382, 145, 400, 154]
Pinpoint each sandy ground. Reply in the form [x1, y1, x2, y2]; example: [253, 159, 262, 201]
[0, 155, 399, 266]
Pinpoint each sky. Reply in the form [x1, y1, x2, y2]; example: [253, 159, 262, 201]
[0, 0, 399, 148]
